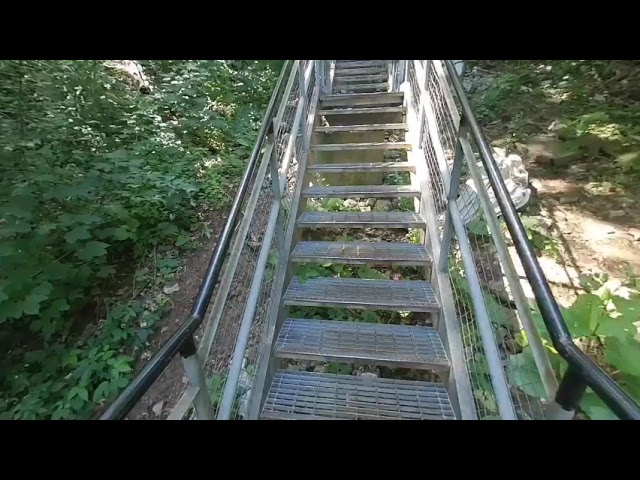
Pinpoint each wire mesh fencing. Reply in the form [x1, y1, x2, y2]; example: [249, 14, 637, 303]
[170, 61, 318, 419]
[404, 60, 551, 419]
[390, 60, 405, 92]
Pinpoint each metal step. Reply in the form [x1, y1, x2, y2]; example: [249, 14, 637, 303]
[303, 185, 419, 199]
[290, 241, 431, 266]
[333, 67, 388, 77]
[275, 319, 449, 370]
[307, 162, 415, 174]
[297, 211, 425, 229]
[334, 73, 388, 83]
[315, 123, 408, 133]
[335, 61, 387, 69]
[261, 370, 455, 420]
[320, 92, 403, 108]
[318, 106, 405, 116]
[311, 142, 411, 152]
[283, 277, 440, 312]
[334, 83, 388, 93]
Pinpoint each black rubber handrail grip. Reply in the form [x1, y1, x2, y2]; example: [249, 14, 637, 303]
[443, 60, 640, 420]
[98, 61, 293, 420]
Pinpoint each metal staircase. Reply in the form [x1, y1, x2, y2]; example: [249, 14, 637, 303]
[100, 60, 640, 421]
[332, 60, 389, 94]
[262, 84, 455, 419]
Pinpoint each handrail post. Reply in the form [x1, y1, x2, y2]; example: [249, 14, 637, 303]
[268, 122, 285, 256]
[555, 367, 587, 414]
[179, 336, 215, 420]
[298, 61, 307, 102]
[316, 60, 332, 95]
[326, 60, 334, 94]
[452, 60, 466, 78]
[418, 61, 432, 146]
[438, 120, 467, 272]
[315, 60, 325, 95]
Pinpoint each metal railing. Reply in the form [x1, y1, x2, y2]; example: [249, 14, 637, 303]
[397, 59, 640, 420]
[99, 60, 328, 420]
[100, 59, 640, 421]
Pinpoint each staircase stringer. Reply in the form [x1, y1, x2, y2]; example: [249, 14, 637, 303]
[412, 61, 518, 419]
[401, 79, 478, 420]
[245, 83, 321, 420]
[432, 60, 560, 410]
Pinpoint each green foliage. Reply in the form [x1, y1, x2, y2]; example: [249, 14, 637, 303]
[205, 367, 256, 419]
[471, 60, 640, 187]
[449, 263, 511, 329]
[0, 295, 171, 419]
[327, 363, 353, 375]
[311, 198, 362, 213]
[474, 73, 524, 122]
[206, 373, 239, 419]
[514, 274, 640, 420]
[292, 262, 419, 325]
[519, 216, 562, 260]
[0, 60, 279, 418]
[396, 198, 415, 212]
[206, 374, 236, 418]
[467, 60, 640, 418]
[384, 172, 411, 185]
[407, 228, 422, 244]
[449, 257, 639, 420]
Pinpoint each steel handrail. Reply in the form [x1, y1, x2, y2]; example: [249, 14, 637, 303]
[98, 61, 292, 420]
[443, 60, 640, 420]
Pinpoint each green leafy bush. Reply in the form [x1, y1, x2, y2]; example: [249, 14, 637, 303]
[0, 60, 279, 418]
[514, 274, 640, 419]
[450, 257, 640, 420]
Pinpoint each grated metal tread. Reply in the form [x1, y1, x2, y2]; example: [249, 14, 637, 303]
[275, 319, 449, 370]
[307, 162, 415, 174]
[283, 277, 440, 312]
[335, 61, 387, 69]
[302, 185, 419, 198]
[320, 92, 403, 108]
[311, 142, 411, 151]
[315, 123, 408, 133]
[334, 73, 388, 83]
[321, 92, 402, 102]
[335, 84, 389, 92]
[332, 67, 388, 76]
[321, 92, 401, 99]
[317, 106, 405, 116]
[261, 370, 455, 420]
[290, 241, 431, 266]
[297, 211, 425, 229]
